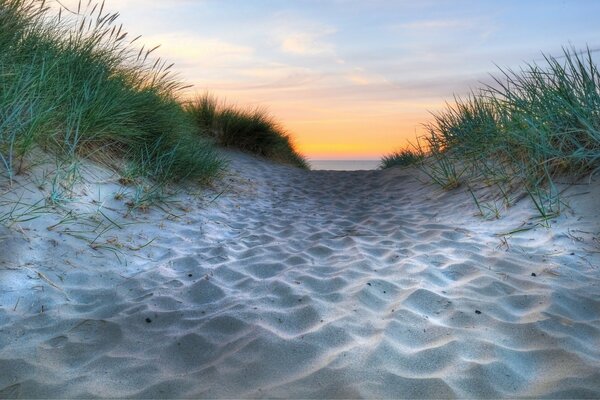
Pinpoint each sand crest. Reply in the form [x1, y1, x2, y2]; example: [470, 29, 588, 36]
[1, 151, 599, 398]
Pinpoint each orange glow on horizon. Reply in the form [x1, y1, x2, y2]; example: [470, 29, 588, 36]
[287, 117, 427, 159]
[52, 0, 599, 161]
[183, 88, 445, 160]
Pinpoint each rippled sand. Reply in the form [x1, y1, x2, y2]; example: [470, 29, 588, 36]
[1, 151, 599, 398]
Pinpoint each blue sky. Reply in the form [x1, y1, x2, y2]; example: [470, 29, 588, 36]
[58, 0, 600, 158]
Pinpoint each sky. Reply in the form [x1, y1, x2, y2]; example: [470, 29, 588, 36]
[56, 0, 600, 159]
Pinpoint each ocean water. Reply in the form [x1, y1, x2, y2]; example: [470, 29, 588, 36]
[309, 160, 380, 171]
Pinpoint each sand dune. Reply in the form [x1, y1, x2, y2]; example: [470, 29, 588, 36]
[1, 151, 599, 398]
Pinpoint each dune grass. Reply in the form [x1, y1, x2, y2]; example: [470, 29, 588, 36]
[186, 93, 309, 169]
[0, 0, 223, 187]
[386, 47, 600, 220]
[380, 149, 424, 169]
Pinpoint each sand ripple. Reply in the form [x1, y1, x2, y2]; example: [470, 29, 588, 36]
[1, 151, 599, 398]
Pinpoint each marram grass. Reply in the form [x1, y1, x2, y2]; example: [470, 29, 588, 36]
[186, 93, 309, 169]
[0, 0, 223, 184]
[385, 46, 600, 220]
[380, 149, 424, 169]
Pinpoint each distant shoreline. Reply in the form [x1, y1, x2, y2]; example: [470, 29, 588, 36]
[309, 159, 380, 171]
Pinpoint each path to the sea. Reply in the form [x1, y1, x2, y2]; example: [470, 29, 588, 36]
[1, 151, 599, 398]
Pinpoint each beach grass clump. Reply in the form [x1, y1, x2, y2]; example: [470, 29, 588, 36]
[380, 149, 424, 169]
[0, 0, 223, 185]
[187, 93, 309, 169]
[413, 46, 600, 219]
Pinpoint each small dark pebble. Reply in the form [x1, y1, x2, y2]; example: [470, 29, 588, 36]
[145, 318, 152, 323]
[367, 282, 372, 286]
[188, 273, 193, 277]
[531, 272, 537, 277]
[570, 252, 575, 255]
[298, 299, 302, 302]
[475, 310, 482, 315]
[383, 291, 387, 294]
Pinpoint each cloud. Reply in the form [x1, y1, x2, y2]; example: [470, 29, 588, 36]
[391, 17, 497, 44]
[238, 65, 323, 87]
[346, 74, 372, 85]
[344, 68, 389, 86]
[280, 29, 335, 55]
[271, 15, 337, 56]
[141, 33, 254, 67]
[397, 19, 474, 31]
[53, 0, 197, 12]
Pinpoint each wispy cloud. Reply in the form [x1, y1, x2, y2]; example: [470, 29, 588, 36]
[142, 33, 254, 67]
[397, 19, 475, 31]
[280, 29, 336, 55]
[271, 15, 337, 56]
[344, 68, 389, 86]
[53, 0, 198, 12]
[391, 17, 497, 44]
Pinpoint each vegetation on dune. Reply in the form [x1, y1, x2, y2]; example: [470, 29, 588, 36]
[0, 0, 223, 186]
[0, 0, 309, 243]
[380, 149, 424, 169]
[384, 46, 600, 221]
[186, 93, 309, 169]
[0, 0, 214, 256]
[9, 0, 596, 230]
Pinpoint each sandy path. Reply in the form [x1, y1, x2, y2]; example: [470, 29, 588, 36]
[1, 151, 599, 398]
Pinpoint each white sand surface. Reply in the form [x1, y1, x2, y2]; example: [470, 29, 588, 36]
[1, 150, 599, 398]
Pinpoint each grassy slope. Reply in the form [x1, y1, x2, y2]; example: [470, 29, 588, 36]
[379, 149, 424, 169]
[382, 47, 600, 219]
[186, 93, 309, 169]
[0, 0, 220, 186]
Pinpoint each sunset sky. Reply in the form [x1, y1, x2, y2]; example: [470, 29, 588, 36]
[58, 0, 600, 159]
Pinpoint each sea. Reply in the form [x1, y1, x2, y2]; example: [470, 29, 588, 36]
[309, 160, 380, 171]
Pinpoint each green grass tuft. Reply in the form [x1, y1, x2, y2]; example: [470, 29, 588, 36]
[423, 48, 600, 221]
[0, 0, 223, 185]
[380, 149, 424, 169]
[187, 93, 309, 169]
[389, 46, 600, 219]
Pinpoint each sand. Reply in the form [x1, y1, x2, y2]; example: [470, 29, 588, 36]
[1, 150, 599, 398]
